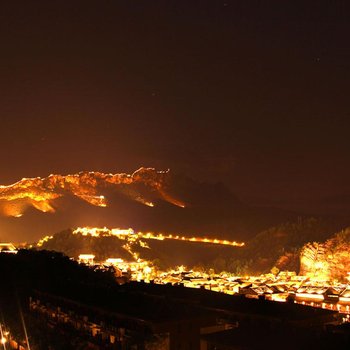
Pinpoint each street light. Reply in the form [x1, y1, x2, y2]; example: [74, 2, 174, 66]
[0, 323, 7, 350]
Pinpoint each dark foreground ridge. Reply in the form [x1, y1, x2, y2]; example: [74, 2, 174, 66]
[0, 250, 349, 349]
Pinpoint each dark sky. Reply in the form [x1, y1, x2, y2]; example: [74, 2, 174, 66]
[1, 1, 349, 208]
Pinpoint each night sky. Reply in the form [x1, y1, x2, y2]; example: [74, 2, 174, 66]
[1, 1, 349, 209]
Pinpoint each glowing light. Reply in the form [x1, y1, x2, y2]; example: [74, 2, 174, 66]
[296, 293, 324, 301]
[78, 254, 95, 265]
[36, 235, 53, 247]
[144, 266, 152, 274]
[79, 254, 95, 259]
[73, 227, 135, 237]
[105, 258, 124, 265]
[0, 243, 18, 253]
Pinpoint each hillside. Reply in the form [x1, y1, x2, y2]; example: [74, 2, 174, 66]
[300, 227, 350, 281]
[36, 217, 344, 274]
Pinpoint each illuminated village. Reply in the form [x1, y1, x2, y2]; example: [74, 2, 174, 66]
[36, 226, 350, 322]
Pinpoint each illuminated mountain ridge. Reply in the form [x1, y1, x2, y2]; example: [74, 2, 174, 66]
[0, 168, 185, 217]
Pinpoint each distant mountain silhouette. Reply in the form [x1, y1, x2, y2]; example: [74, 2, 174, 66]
[259, 194, 350, 218]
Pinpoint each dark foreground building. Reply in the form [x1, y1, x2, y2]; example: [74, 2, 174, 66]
[0, 250, 349, 349]
[27, 282, 344, 350]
